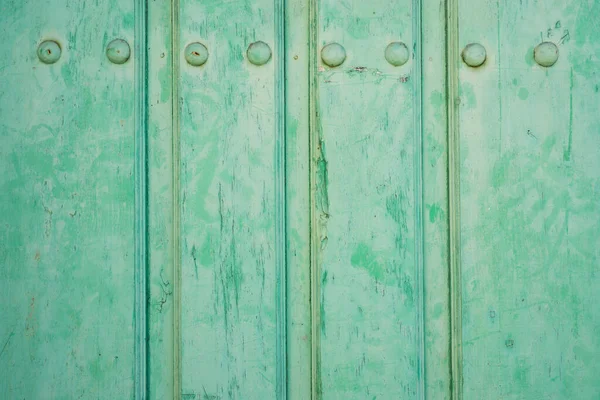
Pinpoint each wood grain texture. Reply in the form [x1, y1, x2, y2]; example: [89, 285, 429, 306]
[285, 0, 313, 398]
[458, 1, 600, 398]
[177, 0, 284, 398]
[313, 0, 425, 398]
[422, 0, 452, 398]
[6, 1, 600, 399]
[147, 0, 175, 398]
[0, 0, 137, 398]
[446, 0, 463, 397]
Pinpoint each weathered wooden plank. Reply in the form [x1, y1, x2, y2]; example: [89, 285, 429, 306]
[0, 0, 138, 398]
[422, 0, 453, 398]
[313, 0, 425, 398]
[446, 0, 463, 397]
[285, 0, 313, 398]
[147, 0, 176, 398]
[458, 1, 600, 398]
[177, 0, 284, 397]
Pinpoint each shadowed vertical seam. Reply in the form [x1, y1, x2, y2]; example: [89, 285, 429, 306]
[275, 0, 288, 398]
[134, 0, 149, 398]
[171, 0, 182, 397]
[412, 0, 426, 398]
[446, 0, 463, 397]
[308, 0, 320, 397]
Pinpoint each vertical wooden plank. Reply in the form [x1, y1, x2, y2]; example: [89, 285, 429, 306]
[308, 2, 320, 397]
[177, 0, 285, 398]
[446, 0, 462, 397]
[285, 0, 312, 398]
[312, 0, 425, 398]
[458, 1, 600, 398]
[423, 0, 452, 398]
[172, 0, 183, 397]
[0, 0, 137, 398]
[147, 0, 175, 398]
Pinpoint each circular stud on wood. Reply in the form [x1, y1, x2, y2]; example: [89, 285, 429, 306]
[247, 41, 272, 66]
[461, 43, 486, 67]
[321, 42, 346, 67]
[534, 42, 559, 67]
[37, 40, 61, 64]
[385, 42, 410, 66]
[106, 39, 131, 64]
[184, 42, 209, 66]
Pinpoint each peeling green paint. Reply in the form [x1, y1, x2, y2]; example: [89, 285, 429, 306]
[459, 1, 600, 398]
[459, 82, 477, 108]
[315, 139, 330, 217]
[428, 203, 444, 223]
[350, 243, 385, 282]
[3, 1, 599, 399]
[518, 87, 529, 100]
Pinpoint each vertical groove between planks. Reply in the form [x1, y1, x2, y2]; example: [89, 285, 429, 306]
[308, 0, 320, 397]
[412, 0, 426, 398]
[275, 0, 288, 398]
[446, 0, 463, 397]
[171, 0, 182, 397]
[134, 0, 149, 398]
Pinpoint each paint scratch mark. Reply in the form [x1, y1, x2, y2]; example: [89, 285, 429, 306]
[43, 204, 53, 238]
[191, 245, 199, 279]
[564, 68, 574, 161]
[320, 271, 328, 336]
[526, 129, 537, 140]
[315, 138, 330, 254]
[25, 297, 36, 336]
[156, 269, 172, 313]
[0, 329, 15, 359]
[202, 386, 220, 400]
[315, 139, 330, 217]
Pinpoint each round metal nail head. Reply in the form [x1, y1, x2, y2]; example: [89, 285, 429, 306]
[461, 43, 486, 67]
[106, 39, 131, 64]
[321, 43, 346, 67]
[247, 41, 272, 66]
[185, 42, 209, 66]
[385, 42, 410, 66]
[37, 40, 61, 64]
[534, 42, 559, 67]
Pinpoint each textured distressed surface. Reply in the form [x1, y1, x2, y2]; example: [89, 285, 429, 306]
[458, 0, 600, 398]
[314, 0, 423, 398]
[4, 0, 599, 399]
[422, 0, 452, 398]
[0, 0, 137, 398]
[285, 0, 313, 398]
[178, 0, 283, 398]
[147, 0, 175, 398]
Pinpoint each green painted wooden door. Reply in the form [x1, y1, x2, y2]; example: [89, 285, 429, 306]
[1, 0, 599, 399]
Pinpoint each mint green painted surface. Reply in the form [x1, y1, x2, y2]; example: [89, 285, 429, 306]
[314, 0, 423, 397]
[1, 0, 599, 399]
[177, 0, 285, 398]
[0, 0, 137, 398]
[312, 1, 452, 398]
[457, 1, 600, 399]
[146, 0, 176, 398]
